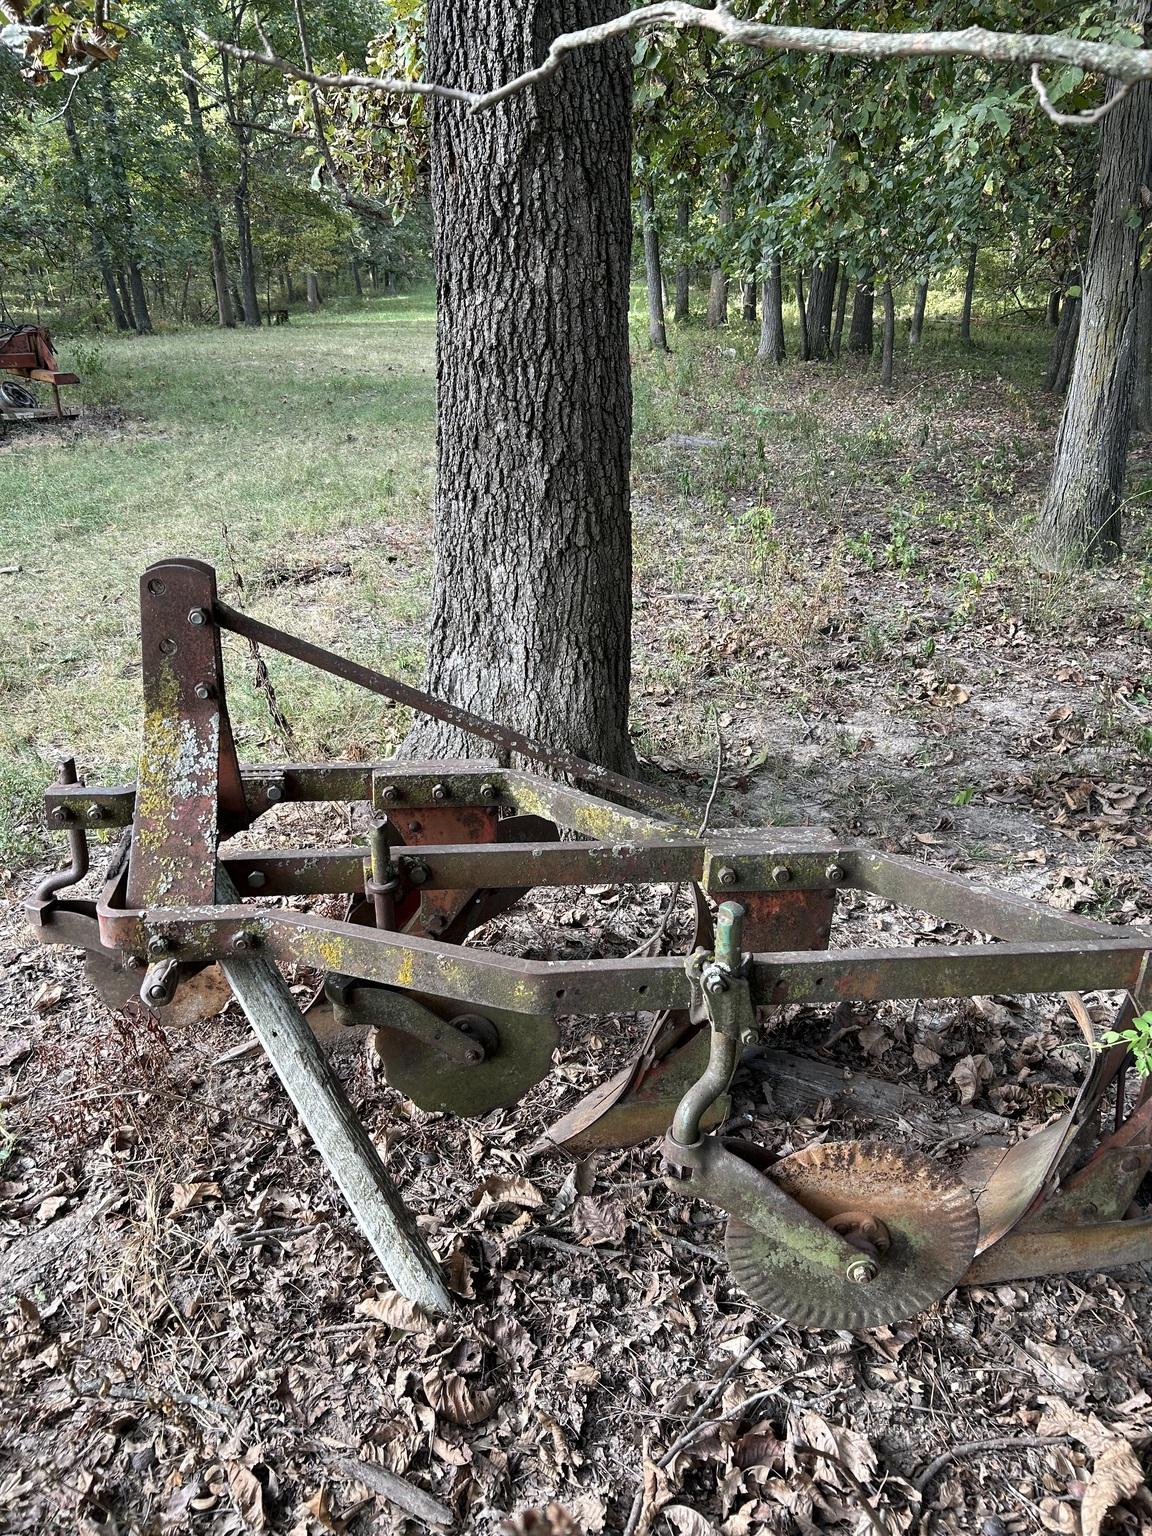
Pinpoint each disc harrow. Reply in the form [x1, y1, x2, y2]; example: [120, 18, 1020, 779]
[27, 557, 1152, 1329]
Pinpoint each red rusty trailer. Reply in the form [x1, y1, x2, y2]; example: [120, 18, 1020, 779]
[0, 325, 79, 420]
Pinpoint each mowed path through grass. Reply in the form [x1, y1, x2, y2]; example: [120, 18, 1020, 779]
[0, 294, 437, 863]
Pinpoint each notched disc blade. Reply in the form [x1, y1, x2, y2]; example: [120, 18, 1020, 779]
[725, 1140, 979, 1331]
[375, 1004, 558, 1117]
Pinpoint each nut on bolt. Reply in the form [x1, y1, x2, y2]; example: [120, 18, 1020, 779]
[265, 781, 284, 804]
[246, 870, 267, 890]
[703, 967, 729, 995]
[845, 1255, 880, 1285]
[771, 865, 793, 886]
[232, 931, 260, 952]
[147, 935, 170, 958]
[716, 866, 739, 888]
[405, 859, 431, 886]
[825, 863, 845, 883]
[187, 607, 209, 626]
[479, 782, 498, 801]
[86, 804, 104, 823]
[431, 782, 450, 802]
[50, 806, 73, 826]
[193, 682, 214, 701]
[381, 784, 401, 803]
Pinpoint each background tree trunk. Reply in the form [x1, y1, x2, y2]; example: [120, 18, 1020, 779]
[673, 197, 690, 323]
[706, 172, 732, 328]
[409, 0, 635, 771]
[98, 75, 152, 334]
[351, 254, 364, 297]
[639, 184, 669, 352]
[1046, 288, 1062, 327]
[959, 244, 977, 344]
[758, 256, 785, 364]
[806, 258, 838, 360]
[741, 277, 757, 324]
[1043, 291, 1079, 393]
[848, 275, 874, 355]
[795, 269, 811, 361]
[1133, 262, 1152, 432]
[62, 104, 129, 331]
[1036, 36, 1152, 568]
[910, 277, 929, 345]
[178, 47, 235, 330]
[306, 272, 321, 310]
[880, 278, 895, 387]
[831, 267, 849, 357]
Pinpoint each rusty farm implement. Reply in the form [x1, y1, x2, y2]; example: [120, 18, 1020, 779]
[0, 324, 79, 421]
[27, 558, 1152, 1325]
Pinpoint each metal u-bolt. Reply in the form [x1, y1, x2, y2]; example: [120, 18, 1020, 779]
[670, 902, 748, 1148]
[368, 818, 398, 931]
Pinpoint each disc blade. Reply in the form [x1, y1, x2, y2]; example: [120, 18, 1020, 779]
[725, 1140, 978, 1330]
[375, 1003, 558, 1117]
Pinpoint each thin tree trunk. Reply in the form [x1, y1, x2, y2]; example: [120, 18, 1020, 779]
[880, 278, 895, 387]
[285, 270, 297, 303]
[795, 269, 811, 362]
[306, 273, 321, 310]
[1036, 21, 1152, 568]
[959, 245, 977, 344]
[98, 74, 152, 334]
[758, 256, 785, 364]
[1134, 262, 1152, 431]
[910, 277, 929, 345]
[1043, 291, 1079, 392]
[62, 104, 129, 331]
[1046, 287, 1062, 327]
[674, 196, 690, 323]
[1053, 299, 1082, 396]
[221, 56, 261, 327]
[831, 267, 849, 357]
[848, 275, 874, 355]
[178, 45, 235, 329]
[408, 0, 635, 771]
[117, 272, 137, 331]
[639, 184, 669, 351]
[351, 255, 364, 297]
[741, 277, 757, 324]
[706, 172, 732, 328]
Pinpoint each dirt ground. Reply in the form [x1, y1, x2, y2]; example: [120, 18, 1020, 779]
[3, 343, 1152, 1535]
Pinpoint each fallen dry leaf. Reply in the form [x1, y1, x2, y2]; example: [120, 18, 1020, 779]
[169, 1181, 221, 1214]
[423, 1369, 501, 1426]
[1039, 1402, 1146, 1536]
[471, 1174, 544, 1210]
[353, 1291, 429, 1333]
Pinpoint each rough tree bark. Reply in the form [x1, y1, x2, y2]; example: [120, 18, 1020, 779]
[1046, 288, 1062, 327]
[910, 277, 929, 344]
[795, 269, 811, 361]
[306, 272, 321, 310]
[959, 244, 977, 344]
[62, 104, 129, 331]
[831, 267, 849, 357]
[1134, 262, 1152, 431]
[1036, 29, 1152, 567]
[741, 277, 757, 324]
[806, 258, 838, 360]
[178, 45, 235, 330]
[408, 1, 635, 771]
[1043, 291, 1080, 393]
[758, 256, 785, 364]
[639, 183, 669, 351]
[848, 274, 874, 355]
[706, 172, 732, 328]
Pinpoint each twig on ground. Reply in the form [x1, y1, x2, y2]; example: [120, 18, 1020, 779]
[74, 1374, 235, 1420]
[334, 1454, 453, 1528]
[912, 1433, 1073, 1495]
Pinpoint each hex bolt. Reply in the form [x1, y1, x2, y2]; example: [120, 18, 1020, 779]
[845, 1255, 880, 1285]
[825, 863, 845, 884]
[265, 782, 284, 804]
[187, 607, 209, 626]
[703, 968, 729, 995]
[247, 870, 267, 890]
[381, 784, 401, 803]
[771, 865, 793, 886]
[716, 866, 739, 888]
[405, 859, 431, 886]
[125, 955, 145, 972]
[146, 982, 168, 1003]
[232, 931, 259, 952]
[86, 804, 104, 823]
[50, 806, 73, 826]
[479, 782, 498, 801]
[463, 1045, 484, 1065]
[1119, 1153, 1142, 1175]
[193, 682, 214, 701]
[147, 935, 169, 958]
[425, 913, 448, 935]
[431, 783, 450, 802]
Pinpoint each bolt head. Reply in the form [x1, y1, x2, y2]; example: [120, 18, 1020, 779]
[246, 871, 267, 890]
[146, 935, 169, 958]
[771, 865, 793, 886]
[703, 969, 729, 995]
[716, 865, 738, 887]
[86, 804, 104, 823]
[265, 783, 284, 804]
[187, 607, 208, 626]
[846, 1256, 879, 1285]
[381, 785, 400, 803]
[232, 931, 258, 952]
[193, 682, 213, 701]
[825, 863, 845, 883]
[406, 860, 430, 886]
[479, 782, 497, 801]
[431, 783, 450, 802]
[146, 983, 168, 1003]
[50, 806, 73, 826]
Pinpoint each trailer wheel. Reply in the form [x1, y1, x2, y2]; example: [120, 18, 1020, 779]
[0, 381, 37, 409]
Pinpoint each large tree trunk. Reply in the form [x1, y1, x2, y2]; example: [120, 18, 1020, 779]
[706, 172, 732, 328]
[758, 256, 785, 364]
[409, 1, 634, 771]
[178, 46, 235, 330]
[806, 258, 838, 360]
[910, 277, 929, 345]
[62, 104, 129, 331]
[1036, 36, 1152, 568]
[959, 244, 977, 344]
[848, 275, 874, 355]
[673, 196, 690, 323]
[97, 74, 152, 334]
[639, 184, 669, 351]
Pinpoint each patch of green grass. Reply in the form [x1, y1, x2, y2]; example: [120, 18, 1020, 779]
[0, 293, 439, 864]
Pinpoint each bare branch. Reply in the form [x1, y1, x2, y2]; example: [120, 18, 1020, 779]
[197, 4, 1152, 127]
